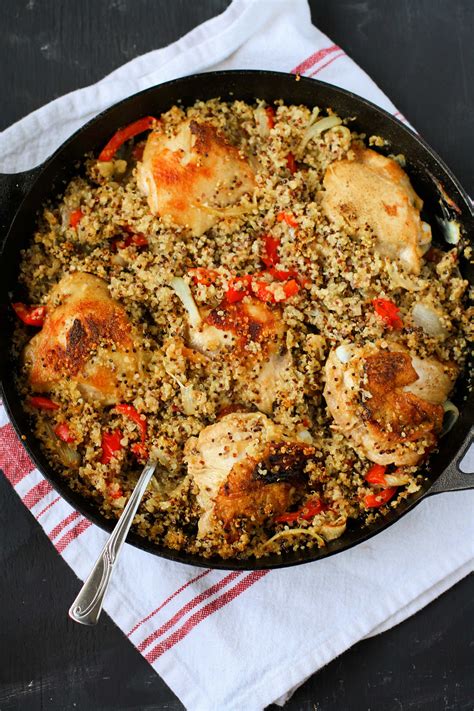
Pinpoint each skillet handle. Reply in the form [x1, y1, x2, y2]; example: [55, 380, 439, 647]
[428, 425, 474, 494]
[0, 168, 42, 241]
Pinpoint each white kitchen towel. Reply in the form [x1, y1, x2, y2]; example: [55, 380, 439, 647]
[1, 1, 472, 710]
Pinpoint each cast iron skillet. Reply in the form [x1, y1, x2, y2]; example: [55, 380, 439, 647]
[0, 71, 473, 570]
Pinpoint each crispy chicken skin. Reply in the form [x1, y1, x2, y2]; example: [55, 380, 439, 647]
[188, 297, 292, 415]
[24, 272, 142, 405]
[137, 119, 255, 236]
[324, 343, 456, 465]
[321, 146, 431, 274]
[184, 412, 314, 537]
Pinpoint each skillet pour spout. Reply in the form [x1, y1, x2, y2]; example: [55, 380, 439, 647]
[0, 70, 473, 571]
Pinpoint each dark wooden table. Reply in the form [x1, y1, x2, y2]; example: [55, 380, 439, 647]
[1, 2, 473, 709]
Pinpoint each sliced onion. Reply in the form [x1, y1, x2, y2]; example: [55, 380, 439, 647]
[60, 205, 71, 230]
[45, 422, 81, 468]
[441, 400, 459, 436]
[335, 344, 353, 364]
[147, 476, 162, 493]
[298, 114, 342, 154]
[419, 222, 432, 254]
[436, 217, 461, 245]
[325, 125, 352, 145]
[263, 528, 325, 548]
[170, 276, 202, 328]
[320, 520, 347, 541]
[165, 368, 196, 416]
[412, 302, 448, 339]
[180, 387, 197, 416]
[58, 440, 81, 469]
[297, 429, 313, 444]
[384, 473, 411, 486]
[255, 106, 270, 138]
[307, 107, 320, 126]
[297, 107, 320, 150]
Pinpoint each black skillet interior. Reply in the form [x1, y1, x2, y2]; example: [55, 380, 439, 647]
[0, 71, 473, 570]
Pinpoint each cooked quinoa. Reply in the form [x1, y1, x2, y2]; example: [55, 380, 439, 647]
[12, 98, 472, 560]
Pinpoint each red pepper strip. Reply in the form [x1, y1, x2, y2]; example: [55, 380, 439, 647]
[109, 485, 124, 500]
[115, 404, 147, 441]
[29, 396, 59, 411]
[227, 275, 301, 304]
[98, 116, 157, 162]
[12, 302, 47, 327]
[54, 422, 75, 444]
[267, 267, 310, 289]
[275, 497, 325, 524]
[372, 298, 403, 330]
[363, 487, 397, 508]
[100, 429, 123, 465]
[225, 275, 253, 303]
[129, 233, 148, 247]
[188, 267, 219, 286]
[262, 235, 280, 268]
[252, 281, 276, 303]
[277, 211, 298, 228]
[282, 279, 300, 298]
[69, 209, 84, 229]
[252, 279, 298, 302]
[364, 464, 388, 486]
[265, 106, 275, 129]
[225, 287, 246, 304]
[113, 232, 148, 250]
[131, 442, 148, 462]
[286, 152, 297, 174]
[225, 271, 303, 305]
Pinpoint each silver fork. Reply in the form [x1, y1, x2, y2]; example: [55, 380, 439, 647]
[68, 459, 157, 626]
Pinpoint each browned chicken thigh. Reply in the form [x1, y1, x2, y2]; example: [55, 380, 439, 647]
[137, 119, 255, 236]
[184, 412, 314, 537]
[321, 146, 431, 273]
[324, 342, 456, 465]
[24, 272, 142, 405]
[184, 294, 293, 415]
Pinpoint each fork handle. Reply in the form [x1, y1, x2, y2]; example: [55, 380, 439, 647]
[68, 460, 157, 626]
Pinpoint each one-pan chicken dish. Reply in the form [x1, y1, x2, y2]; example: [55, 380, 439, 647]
[12, 99, 471, 558]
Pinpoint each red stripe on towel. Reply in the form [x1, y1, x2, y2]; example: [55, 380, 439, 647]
[48, 510, 81, 541]
[55, 518, 92, 553]
[22, 479, 53, 509]
[145, 571, 268, 662]
[291, 44, 339, 74]
[309, 50, 345, 77]
[36, 495, 61, 520]
[128, 569, 212, 637]
[0, 423, 35, 485]
[138, 571, 243, 652]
